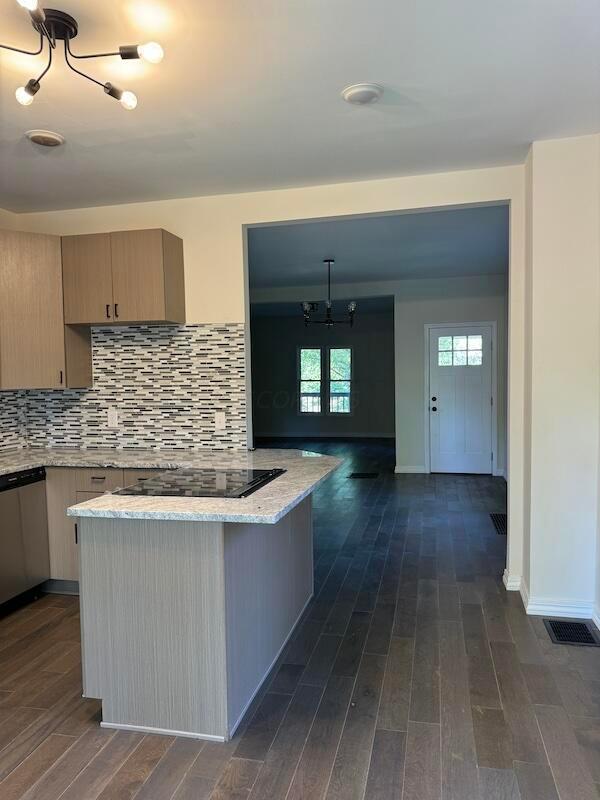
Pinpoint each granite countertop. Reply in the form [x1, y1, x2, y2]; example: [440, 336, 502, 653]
[0, 447, 341, 524]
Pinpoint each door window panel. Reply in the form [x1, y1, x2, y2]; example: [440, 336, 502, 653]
[438, 334, 484, 367]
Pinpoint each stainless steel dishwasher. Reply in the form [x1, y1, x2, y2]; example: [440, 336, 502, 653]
[0, 467, 50, 606]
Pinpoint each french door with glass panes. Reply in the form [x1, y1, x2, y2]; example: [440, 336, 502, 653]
[428, 325, 493, 474]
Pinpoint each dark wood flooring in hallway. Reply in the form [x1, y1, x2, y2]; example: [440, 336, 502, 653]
[0, 439, 598, 799]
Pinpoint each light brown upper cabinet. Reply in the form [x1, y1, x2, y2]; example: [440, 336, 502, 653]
[62, 229, 186, 325]
[0, 230, 91, 390]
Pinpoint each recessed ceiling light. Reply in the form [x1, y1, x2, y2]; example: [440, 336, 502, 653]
[26, 129, 65, 147]
[341, 83, 384, 106]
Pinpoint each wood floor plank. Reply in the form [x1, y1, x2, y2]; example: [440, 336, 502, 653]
[134, 737, 205, 800]
[402, 721, 441, 800]
[467, 655, 502, 709]
[409, 618, 439, 724]
[301, 635, 342, 688]
[96, 734, 175, 800]
[514, 762, 560, 800]
[472, 706, 513, 769]
[247, 684, 322, 800]
[211, 758, 261, 800]
[571, 716, 600, 783]
[20, 727, 115, 800]
[520, 663, 562, 707]
[477, 767, 521, 799]
[439, 620, 480, 800]
[171, 774, 214, 800]
[377, 637, 413, 732]
[551, 668, 600, 718]
[234, 692, 291, 761]
[0, 733, 75, 800]
[269, 664, 305, 695]
[490, 642, 547, 764]
[286, 675, 354, 800]
[535, 704, 597, 800]
[331, 612, 371, 677]
[325, 653, 386, 800]
[58, 730, 143, 800]
[365, 604, 395, 655]
[363, 729, 406, 800]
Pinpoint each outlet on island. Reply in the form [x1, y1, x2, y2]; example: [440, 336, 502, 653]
[107, 408, 119, 428]
[214, 411, 226, 430]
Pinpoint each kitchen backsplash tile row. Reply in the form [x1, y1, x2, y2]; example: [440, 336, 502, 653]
[2, 324, 247, 451]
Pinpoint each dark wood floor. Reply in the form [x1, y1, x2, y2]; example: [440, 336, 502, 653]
[0, 439, 599, 799]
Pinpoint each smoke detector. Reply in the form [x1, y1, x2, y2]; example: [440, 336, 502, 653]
[26, 129, 65, 147]
[341, 83, 384, 105]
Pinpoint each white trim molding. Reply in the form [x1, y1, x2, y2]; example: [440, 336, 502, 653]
[502, 569, 521, 592]
[592, 608, 600, 632]
[394, 465, 427, 474]
[524, 596, 594, 619]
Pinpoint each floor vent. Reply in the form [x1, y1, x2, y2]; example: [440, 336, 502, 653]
[348, 472, 378, 479]
[490, 512, 507, 535]
[543, 619, 600, 647]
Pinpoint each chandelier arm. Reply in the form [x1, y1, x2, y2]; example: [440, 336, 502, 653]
[63, 39, 106, 89]
[0, 32, 44, 56]
[34, 39, 53, 83]
[66, 38, 119, 60]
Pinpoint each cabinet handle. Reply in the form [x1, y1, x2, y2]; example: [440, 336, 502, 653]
[91, 476, 106, 482]
[59, 370, 64, 385]
[106, 303, 111, 319]
[114, 303, 119, 319]
[74, 523, 78, 544]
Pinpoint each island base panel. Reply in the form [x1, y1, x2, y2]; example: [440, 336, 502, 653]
[78, 497, 313, 740]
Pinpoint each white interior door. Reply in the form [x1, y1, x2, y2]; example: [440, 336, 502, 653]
[429, 325, 493, 474]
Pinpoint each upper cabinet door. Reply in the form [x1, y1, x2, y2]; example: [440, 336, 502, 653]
[62, 233, 114, 324]
[0, 230, 67, 389]
[110, 229, 185, 324]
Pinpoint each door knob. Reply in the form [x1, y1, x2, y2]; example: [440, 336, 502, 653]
[431, 396, 437, 401]
[431, 406, 437, 412]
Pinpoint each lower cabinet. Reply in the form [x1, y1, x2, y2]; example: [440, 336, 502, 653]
[46, 466, 165, 582]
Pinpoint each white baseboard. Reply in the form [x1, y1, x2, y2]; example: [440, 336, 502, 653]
[100, 721, 225, 742]
[502, 569, 521, 592]
[524, 595, 594, 619]
[592, 608, 600, 631]
[493, 468, 506, 479]
[394, 465, 427, 474]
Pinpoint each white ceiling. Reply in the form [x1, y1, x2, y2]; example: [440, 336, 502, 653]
[1, 1, 599, 212]
[248, 204, 509, 289]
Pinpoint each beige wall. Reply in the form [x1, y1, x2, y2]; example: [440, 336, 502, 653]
[524, 135, 600, 616]
[11, 164, 527, 594]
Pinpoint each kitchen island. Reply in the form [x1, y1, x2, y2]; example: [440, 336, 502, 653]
[66, 449, 339, 741]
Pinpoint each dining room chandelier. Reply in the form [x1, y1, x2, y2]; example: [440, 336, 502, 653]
[2, 1, 164, 110]
[301, 259, 357, 328]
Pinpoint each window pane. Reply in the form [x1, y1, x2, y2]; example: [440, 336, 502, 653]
[330, 395, 350, 413]
[330, 380, 350, 394]
[453, 350, 467, 366]
[300, 395, 321, 413]
[453, 335, 467, 350]
[300, 380, 321, 395]
[467, 350, 483, 366]
[438, 336, 452, 351]
[468, 335, 482, 350]
[438, 351, 452, 366]
[330, 348, 351, 379]
[300, 348, 321, 380]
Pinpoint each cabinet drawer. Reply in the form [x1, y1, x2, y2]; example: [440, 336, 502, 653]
[76, 468, 124, 493]
[122, 469, 165, 487]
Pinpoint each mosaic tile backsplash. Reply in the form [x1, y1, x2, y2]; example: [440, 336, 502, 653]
[0, 324, 247, 452]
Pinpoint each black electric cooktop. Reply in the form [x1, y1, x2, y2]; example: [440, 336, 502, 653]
[114, 467, 286, 498]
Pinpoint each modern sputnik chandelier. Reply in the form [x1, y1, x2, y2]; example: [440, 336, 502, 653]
[2, 1, 164, 110]
[301, 259, 357, 328]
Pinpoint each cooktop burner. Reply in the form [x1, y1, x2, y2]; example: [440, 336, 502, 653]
[114, 467, 286, 498]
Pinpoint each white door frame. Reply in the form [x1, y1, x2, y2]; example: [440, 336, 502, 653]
[423, 321, 499, 475]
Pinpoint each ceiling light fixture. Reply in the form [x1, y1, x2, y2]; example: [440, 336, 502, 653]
[1, 3, 165, 110]
[341, 83, 384, 106]
[301, 260, 357, 328]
